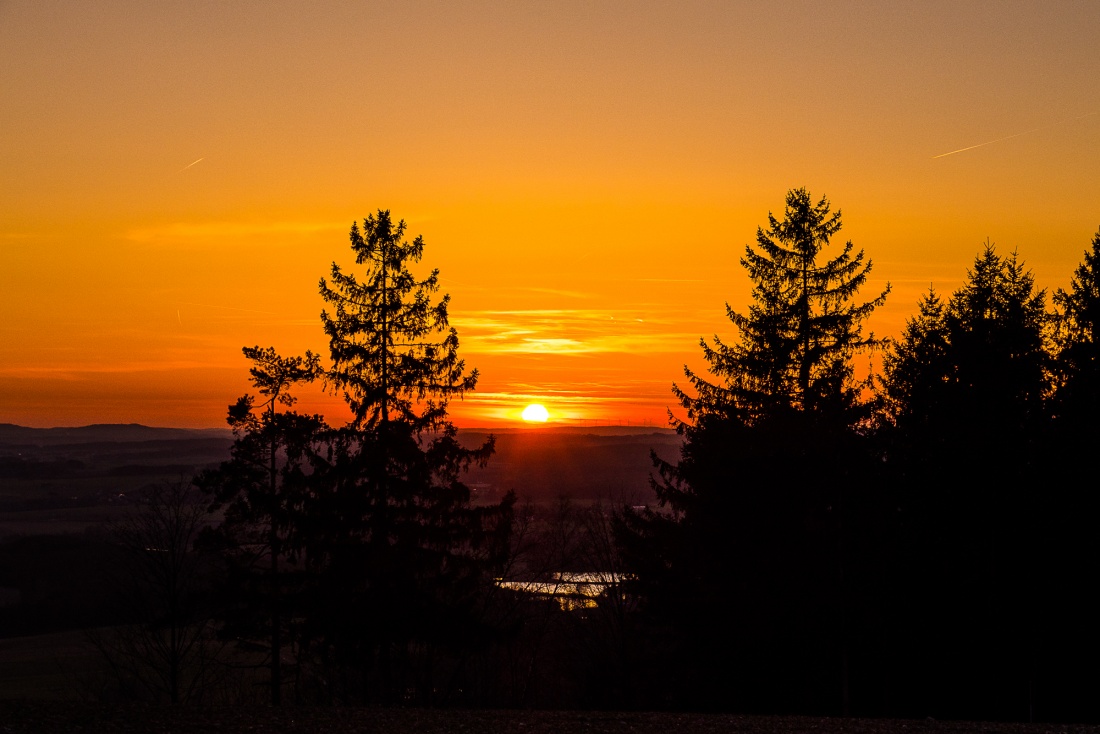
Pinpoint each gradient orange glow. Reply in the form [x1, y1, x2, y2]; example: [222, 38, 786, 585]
[2, 2, 1098, 428]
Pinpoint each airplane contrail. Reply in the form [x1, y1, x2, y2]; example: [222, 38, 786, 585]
[933, 111, 1098, 159]
[177, 157, 205, 173]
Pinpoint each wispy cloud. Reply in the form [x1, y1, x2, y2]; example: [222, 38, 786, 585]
[520, 287, 596, 299]
[176, 301, 281, 316]
[127, 220, 347, 243]
[632, 277, 708, 283]
[478, 376, 672, 400]
[473, 391, 664, 405]
[0, 360, 221, 380]
[452, 308, 705, 356]
[457, 388, 675, 424]
[512, 338, 591, 354]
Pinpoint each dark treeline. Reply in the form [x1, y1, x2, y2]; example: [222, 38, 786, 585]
[618, 190, 1100, 722]
[67, 198, 1099, 720]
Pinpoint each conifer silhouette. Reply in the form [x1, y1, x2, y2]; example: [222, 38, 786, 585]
[312, 210, 512, 703]
[620, 189, 888, 713]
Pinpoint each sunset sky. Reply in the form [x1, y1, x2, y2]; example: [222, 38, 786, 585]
[2, 1, 1098, 428]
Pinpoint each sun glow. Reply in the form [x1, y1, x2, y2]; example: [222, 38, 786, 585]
[521, 404, 550, 422]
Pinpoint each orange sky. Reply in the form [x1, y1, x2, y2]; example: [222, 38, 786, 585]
[2, 1, 1098, 428]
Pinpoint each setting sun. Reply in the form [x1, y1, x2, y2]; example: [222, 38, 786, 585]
[521, 404, 550, 423]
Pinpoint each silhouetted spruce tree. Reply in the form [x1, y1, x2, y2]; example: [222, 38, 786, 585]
[311, 210, 513, 704]
[198, 346, 324, 705]
[881, 287, 950, 440]
[882, 244, 1051, 720]
[1040, 229, 1100, 721]
[885, 246, 1049, 479]
[677, 188, 889, 427]
[885, 245, 1049, 485]
[1052, 228, 1100, 440]
[619, 189, 889, 713]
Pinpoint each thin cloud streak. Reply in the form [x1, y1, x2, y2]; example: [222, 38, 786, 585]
[127, 220, 347, 242]
[933, 111, 1098, 159]
[521, 287, 595, 299]
[473, 391, 667, 405]
[0, 360, 224, 379]
[632, 277, 709, 283]
[177, 157, 205, 173]
[176, 301, 281, 316]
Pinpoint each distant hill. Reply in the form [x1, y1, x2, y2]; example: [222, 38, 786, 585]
[0, 424, 238, 538]
[0, 424, 231, 446]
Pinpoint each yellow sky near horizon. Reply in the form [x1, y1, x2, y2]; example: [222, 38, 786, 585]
[2, 1, 1099, 428]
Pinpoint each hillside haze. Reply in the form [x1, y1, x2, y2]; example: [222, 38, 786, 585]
[0, 424, 677, 538]
[459, 427, 679, 506]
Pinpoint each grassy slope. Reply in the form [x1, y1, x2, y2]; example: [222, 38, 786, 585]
[1, 704, 1098, 734]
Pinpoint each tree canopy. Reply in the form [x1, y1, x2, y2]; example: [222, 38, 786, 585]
[884, 244, 1049, 478]
[320, 211, 476, 432]
[677, 187, 889, 428]
[1052, 228, 1100, 431]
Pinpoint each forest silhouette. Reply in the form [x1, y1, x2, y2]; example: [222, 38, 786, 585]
[11, 194, 1099, 722]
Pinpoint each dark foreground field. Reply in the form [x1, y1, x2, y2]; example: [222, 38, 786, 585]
[1, 704, 1097, 734]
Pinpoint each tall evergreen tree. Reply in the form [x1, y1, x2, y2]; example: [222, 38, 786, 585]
[312, 210, 512, 703]
[198, 346, 324, 705]
[678, 187, 888, 427]
[1052, 228, 1100, 433]
[881, 287, 950, 436]
[619, 189, 889, 713]
[882, 244, 1051, 720]
[949, 246, 1049, 453]
[1041, 230, 1100, 721]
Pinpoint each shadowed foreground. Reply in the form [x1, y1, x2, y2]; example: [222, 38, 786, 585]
[1, 704, 1098, 734]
